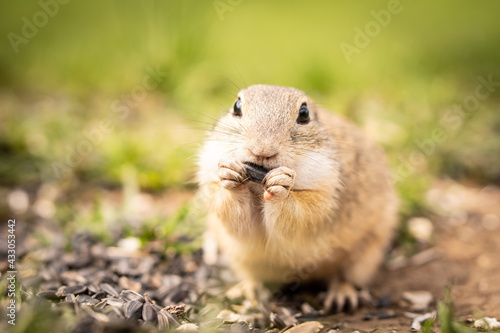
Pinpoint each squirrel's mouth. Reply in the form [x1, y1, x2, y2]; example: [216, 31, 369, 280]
[244, 162, 270, 183]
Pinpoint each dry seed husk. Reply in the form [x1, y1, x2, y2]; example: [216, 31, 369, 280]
[120, 289, 145, 302]
[100, 283, 120, 297]
[76, 294, 99, 305]
[91, 291, 107, 300]
[158, 308, 180, 330]
[105, 297, 125, 308]
[231, 321, 252, 333]
[36, 290, 63, 301]
[244, 162, 270, 183]
[142, 302, 158, 324]
[270, 312, 286, 330]
[199, 317, 224, 330]
[56, 284, 87, 297]
[282, 321, 324, 333]
[94, 299, 107, 310]
[123, 300, 144, 319]
[87, 284, 100, 294]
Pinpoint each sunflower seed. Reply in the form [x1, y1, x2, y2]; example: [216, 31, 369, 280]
[91, 291, 107, 300]
[100, 283, 120, 297]
[244, 162, 270, 183]
[76, 294, 98, 305]
[270, 313, 286, 330]
[105, 297, 125, 308]
[94, 299, 107, 310]
[56, 284, 87, 297]
[120, 289, 144, 303]
[36, 290, 63, 301]
[158, 308, 180, 330]
[142, 302, 158, 324]
[124, 300, 144, 320]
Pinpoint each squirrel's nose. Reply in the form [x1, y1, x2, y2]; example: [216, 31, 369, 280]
[248, 145, 278, 160]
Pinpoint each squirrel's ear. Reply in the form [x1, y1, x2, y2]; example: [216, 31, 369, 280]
[297, 103, 310, 124]
[232, 98, 242, 117]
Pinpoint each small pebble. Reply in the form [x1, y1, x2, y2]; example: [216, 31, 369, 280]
[408, 217, 434, 243]
[410, 311, 436, 331]
[402, 291, 433, 311]
[482, 214, 499, 231]
[176, 323, 199, 332]
[217, 309, 240, 323]
[474, 317, 500, 329]
[8, 189, 29, 214]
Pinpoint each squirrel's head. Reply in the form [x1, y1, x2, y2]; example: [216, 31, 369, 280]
[201, 84, 336, 189]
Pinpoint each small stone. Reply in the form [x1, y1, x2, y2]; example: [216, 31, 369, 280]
[117, 237, 142, 252]
[33, 198, 55, 218]
[118, 277, 142, 293]
[474, 317, 500, 329]
[8, 189, 29, 214]
[482, 214, 499, 231]
[408, 217, 434, 243]
[402, 291, 433, 311]
[176, 323, 199, 332]
[410, 311, 436, 331]
[217, 309, 240, 323]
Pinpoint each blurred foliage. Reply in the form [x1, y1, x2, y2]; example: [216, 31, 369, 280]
[437, 288, 477, 333]
[0, 0, 499, 219]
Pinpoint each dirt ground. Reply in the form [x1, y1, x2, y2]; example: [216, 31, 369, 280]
[328, 179, 500, 331]
[161, 179, 500, 331]
[3, 179, 499, 332]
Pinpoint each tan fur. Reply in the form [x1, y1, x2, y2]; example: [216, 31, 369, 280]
[197, 84, 399, 311]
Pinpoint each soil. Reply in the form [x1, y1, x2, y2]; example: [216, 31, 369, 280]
[1, 179, 499, 332]
[331, 179, 500, 331]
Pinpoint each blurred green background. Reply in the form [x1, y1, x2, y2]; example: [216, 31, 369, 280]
[1, 0, 499, 224]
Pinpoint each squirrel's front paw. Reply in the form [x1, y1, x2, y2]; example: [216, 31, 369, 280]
[263, 167, 296, 200]
[218, 160, 249, 190]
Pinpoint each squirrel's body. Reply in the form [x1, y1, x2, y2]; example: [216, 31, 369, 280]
[197, 85, 398, 312]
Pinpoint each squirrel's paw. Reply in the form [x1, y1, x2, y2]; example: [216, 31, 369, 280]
[226, 280, 270, 306]
[324, 281, 372, 313]
[218, 160, 248, 190]
[263, 167, 296, 200]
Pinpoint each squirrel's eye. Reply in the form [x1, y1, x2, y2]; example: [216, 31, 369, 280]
[297, 103, 310, 124]
[233, 98, 242, 117]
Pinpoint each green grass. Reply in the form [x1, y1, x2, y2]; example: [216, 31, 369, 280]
[1, 0, 500, 216]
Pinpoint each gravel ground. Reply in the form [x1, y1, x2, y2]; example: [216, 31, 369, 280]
[1, 179, 500, 332]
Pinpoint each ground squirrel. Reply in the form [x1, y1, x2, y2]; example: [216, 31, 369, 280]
[197, 84, 399, 312]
